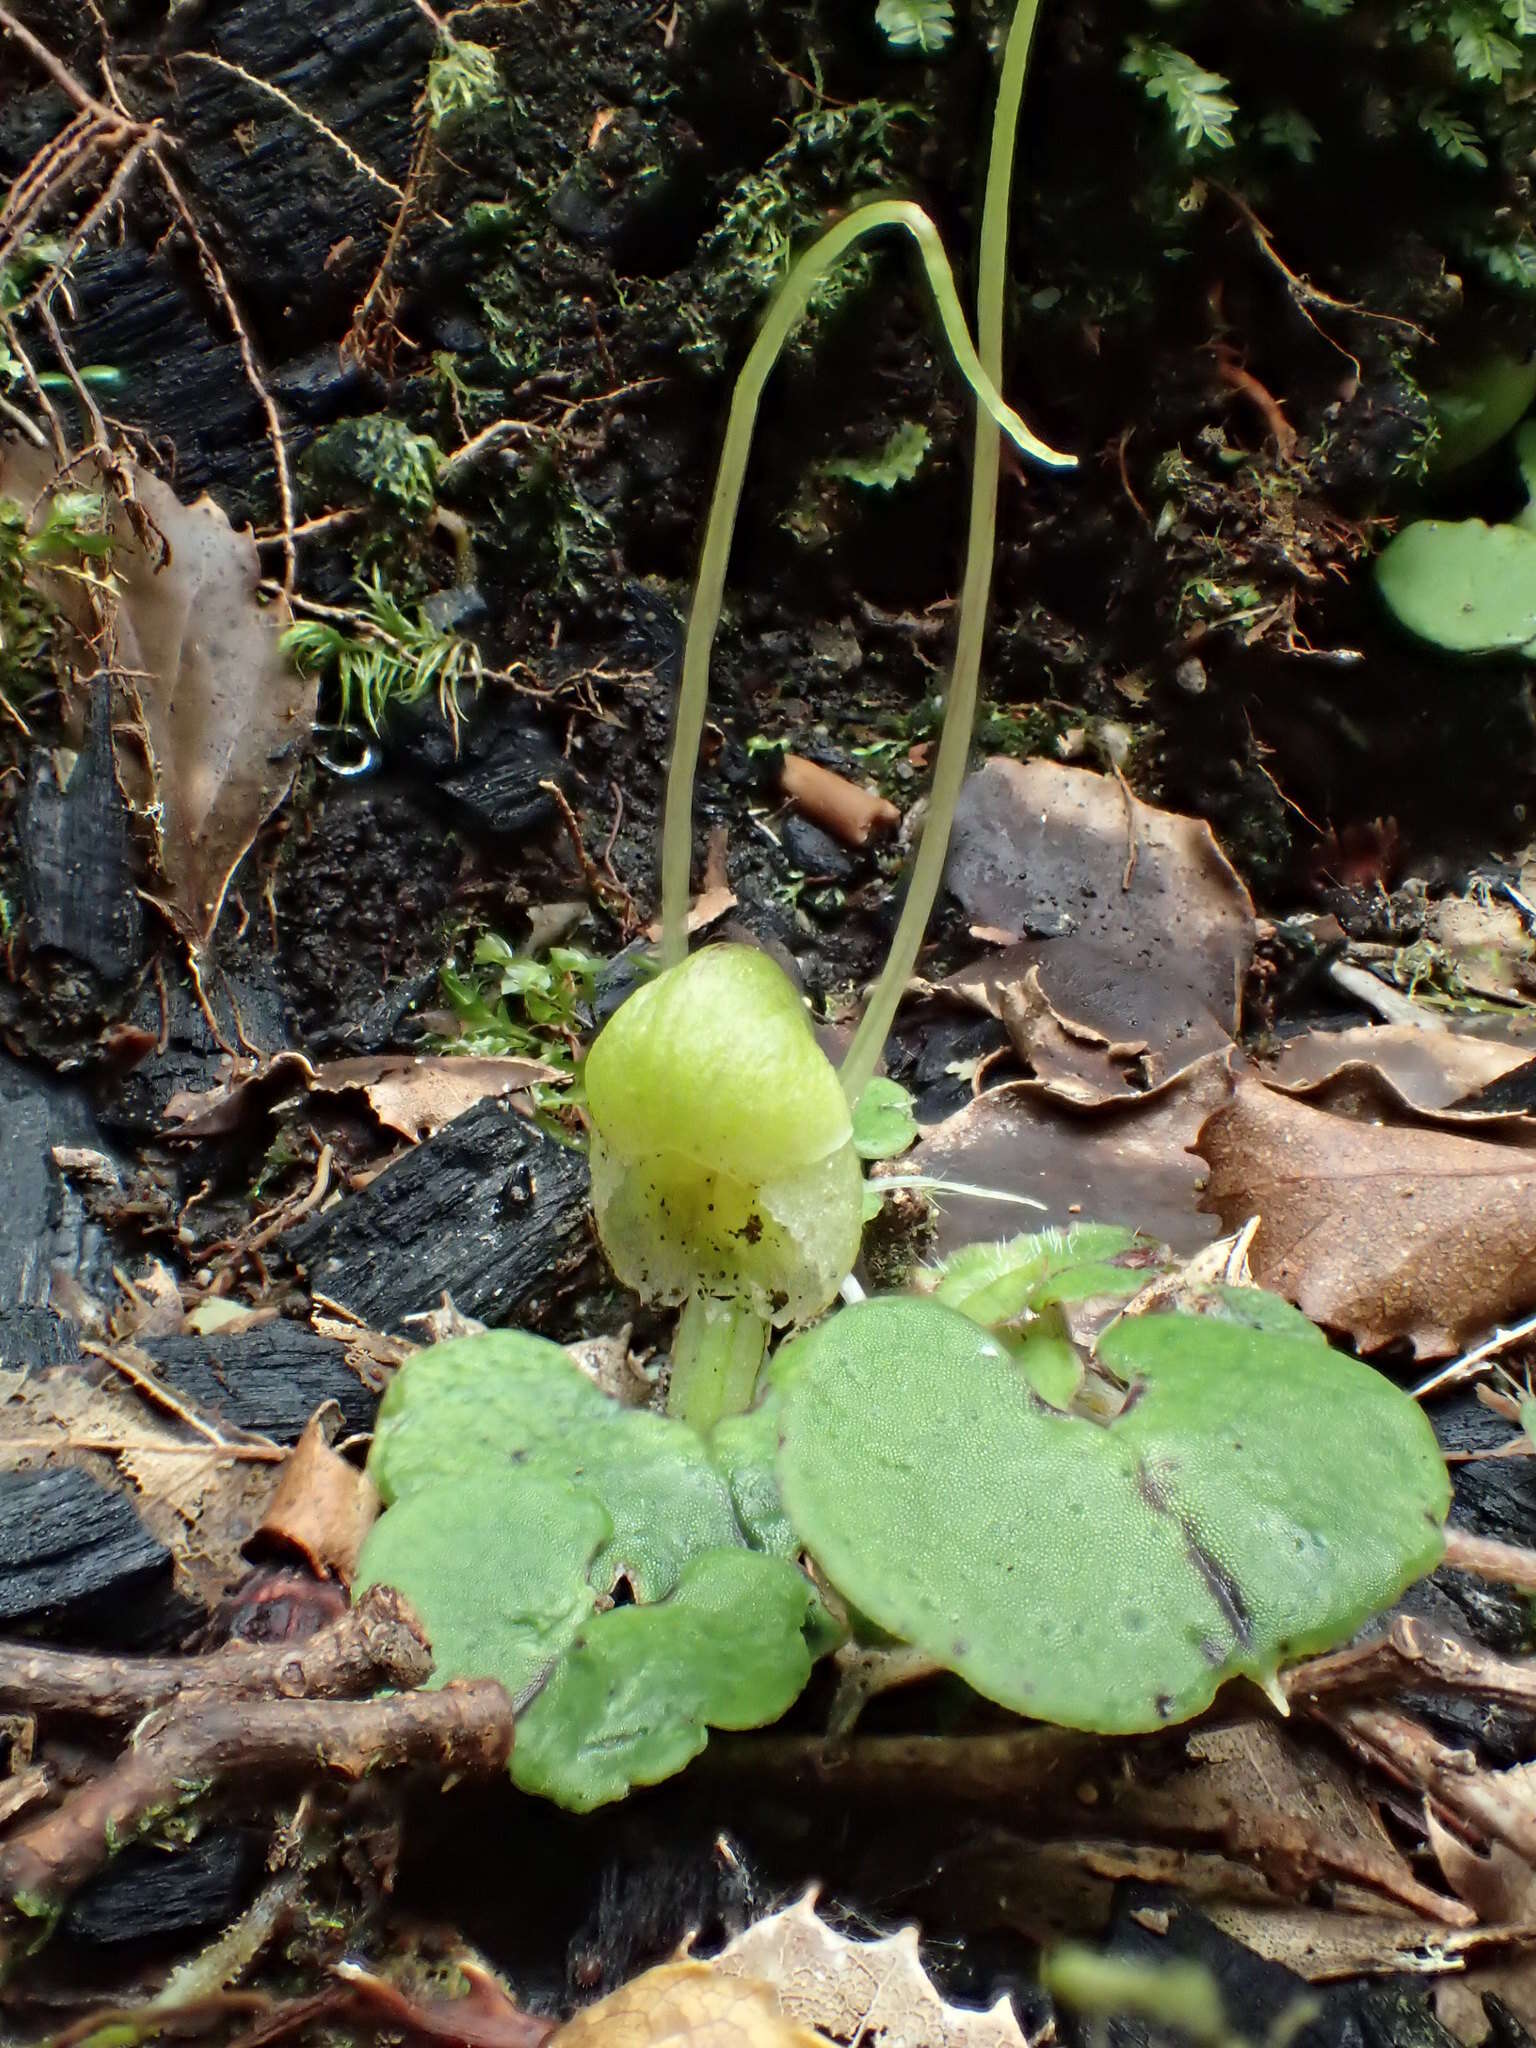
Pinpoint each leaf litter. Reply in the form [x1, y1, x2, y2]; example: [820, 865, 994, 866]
[0, 438, 315, 951]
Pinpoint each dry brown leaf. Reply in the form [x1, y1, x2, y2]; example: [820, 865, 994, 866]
[903, 1050, 1235, 1259]
[1194, 1902, 1536, 1983]
[1425, 1807, 1536, 1924]
[0, 1367, 277, 1604]
[940, 942, 1232, 1103]
[716, 1892, 1034, 2048]
[1109, 1721, 1468, 1924]
[946, 758, 1254, 1032]
[165, 1050, 563, 1142]
[1263, 1027, 1535, 1116]
[1196, 1076, 1536, 1355]
[0, 441, 315, 950]
[246, 1412, 379, 1582]
[551, 1963, 822, 2048]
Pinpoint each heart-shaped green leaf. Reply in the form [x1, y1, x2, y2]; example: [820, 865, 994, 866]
[775, 1295, 1448, 1732]
[512, 1549, 818, 1810]
[1376, 517, 1536, 657]
[369, 1329, 743, 1601]
[931, 1223, 1146, 1328]
[358, 1330, 827, 1808]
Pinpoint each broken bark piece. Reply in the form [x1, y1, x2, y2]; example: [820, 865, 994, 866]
[18, 680, 146, 981]
[0, 1466, 170, 1635]
[780, 755, 900, 849]
[0, 1307, 80, 1370]
[286, 1096, 591, 1332]
[142, 1325, 378, 1442]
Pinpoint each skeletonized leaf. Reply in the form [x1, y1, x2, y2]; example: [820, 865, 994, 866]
[716, 1891, 1033, 2048]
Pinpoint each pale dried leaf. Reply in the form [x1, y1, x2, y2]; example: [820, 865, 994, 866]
[551, 1963, 821, 2048]
[1434, 1954, 1536, 2045]
[1196, 1077, 1536, 1355]
[0, 1368, 275, 1602]
[1426, 1806, 1536, 1923]
[1196, 1902, 1535, 1983]
[716, 1892, 1032, 2048]
[946, 759, 1254, 1032]
[165, 1050, 563, 1141]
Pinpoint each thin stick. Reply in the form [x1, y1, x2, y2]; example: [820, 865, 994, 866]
[79, 1338, 236, 1445]
[1412, 1309, 1536, 1400]
[0, 1681, 511, 1917]
[146, 156, 296, 595]
[1442, 1525, 1536, 1592]
[174, 54, 405, 199]
[0, 1583, 430, 1719]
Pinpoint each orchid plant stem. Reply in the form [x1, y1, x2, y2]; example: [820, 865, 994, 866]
[668, 1293, 769, 1432]
[840, 0, 1056, 1102]
[658, 185, 1072, 968]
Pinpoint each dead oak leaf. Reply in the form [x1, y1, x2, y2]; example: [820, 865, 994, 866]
[1196, 1078, 1536, 1356]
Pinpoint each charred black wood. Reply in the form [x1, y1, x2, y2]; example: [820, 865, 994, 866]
[0, 1057, 124, 1310]
[18, 683, 146, 983]
[285, 1097, 590, 1333]
[142, 1325, 377, 1443]
[0, 1467, 170, 1637]
[61, 1830, 262, 1949]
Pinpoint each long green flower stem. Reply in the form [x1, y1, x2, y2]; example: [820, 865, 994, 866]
[658, 192, 1073, 969]
[668, 1292, 769, 1431]
[840, 0, 1063, 1101]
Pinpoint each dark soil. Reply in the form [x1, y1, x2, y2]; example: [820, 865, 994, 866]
[5, 0, 1536, 2040]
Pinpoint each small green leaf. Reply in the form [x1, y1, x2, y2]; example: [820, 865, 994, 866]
[930, 1223, 1145, 1329]
[1376, 518, 1536, 657]
[369, 1330, 744, 1601]
[356, 1473, 607, 1700]
[359, 1331, 824, 1807]
[775, 1296, 1448, 1733]
[1122, 38, 1237, 153]
[851, 1077, 919, 1160]
[512, 1550, 818, 1810]
[874, 0, 954, 54]
[825, 423, 931, 492]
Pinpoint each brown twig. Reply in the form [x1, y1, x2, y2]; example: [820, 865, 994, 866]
[780, 753, 901, 849]
[0, 1678, 510, 1917]
[540, 776, 639, 930]
[145, 155, 296, 594]
[1284, 1612, 1536, 1713]
[1442, 1525, 1536, 1592]
[0, 1583, 429, 1722]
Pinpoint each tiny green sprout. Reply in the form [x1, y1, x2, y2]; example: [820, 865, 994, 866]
[584, 945, 864, 1428]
